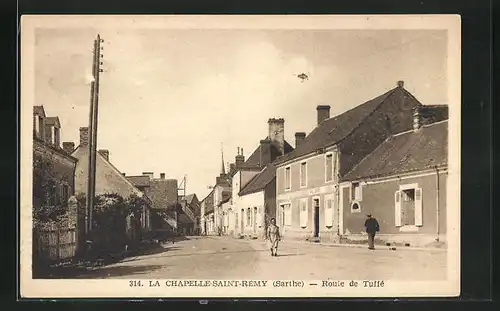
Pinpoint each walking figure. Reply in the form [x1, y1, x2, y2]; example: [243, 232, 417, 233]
[364, 213, 380, 250]
[266, 218, 281, 257]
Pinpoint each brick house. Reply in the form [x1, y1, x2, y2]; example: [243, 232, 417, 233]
[339, 110, 448, 247]
[32, 106, 77, 220]
[230, 118, 294, 239]
[273, 81, 448, 243]
[70, 127, 152, 237]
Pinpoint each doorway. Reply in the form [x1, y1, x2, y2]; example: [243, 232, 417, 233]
[240, 209, 244, 234]
[253, 207, 258, 234]
[313, 198, 320, 238]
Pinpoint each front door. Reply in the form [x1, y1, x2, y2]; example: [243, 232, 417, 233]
[313, 198, 320, 238]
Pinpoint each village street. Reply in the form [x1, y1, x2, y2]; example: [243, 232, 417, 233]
[72, 236, 447, 281]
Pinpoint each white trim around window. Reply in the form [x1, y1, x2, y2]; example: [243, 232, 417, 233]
[299, 161, 308, 188]
[284, 165, 292, 191]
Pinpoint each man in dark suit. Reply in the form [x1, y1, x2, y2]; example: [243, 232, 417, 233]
[364, 214, 380, 250]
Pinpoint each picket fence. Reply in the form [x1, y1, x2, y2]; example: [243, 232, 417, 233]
[33, 225, 77, 262]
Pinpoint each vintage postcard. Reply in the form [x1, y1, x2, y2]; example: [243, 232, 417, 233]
[20, 14, 461, 298]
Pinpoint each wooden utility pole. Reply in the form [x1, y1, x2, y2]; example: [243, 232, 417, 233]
[86, 34, 104, 234]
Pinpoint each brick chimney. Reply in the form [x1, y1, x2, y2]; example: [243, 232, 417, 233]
[160, 173, 165, 179]
[268, 118, 285, 155]
[62, 142, 75, 154]
[79, 127, 89, 147]
[98, 149, 109, 161]
[295, 132, 306, 149]
[397, 80, 404, 88]
[142, 172, 154, 179]
[122, 173, 126, 176]
[317, 105, 331, 126]
[259, 139, 272, 168]
[235, 147, 245, 167]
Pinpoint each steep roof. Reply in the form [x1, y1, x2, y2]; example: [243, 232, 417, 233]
[45, 116, 61, 128]
[33, 106, 46, 117]
[274, 86, 422, 165]
[184, 194, 198, 204]
[238, 164, 276, 196]
[126, 175, 151, 188]
[244, 139, 294, 168]
[342, 120, 448, 181]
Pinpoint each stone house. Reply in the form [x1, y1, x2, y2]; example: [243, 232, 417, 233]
[70, 127, 152, 237]
[32, 106, 77, 220]
[273, 81, 448, 243]
[229, 118, 294, 239]
[339, 112, 448, 247]
[200, 189, 215, 235]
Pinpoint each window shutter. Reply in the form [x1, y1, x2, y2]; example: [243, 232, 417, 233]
[300, 200, 307, 228]
[395, 190, 402, 227]
[415, 188, 423, 226]
[324, 197, 333, 227]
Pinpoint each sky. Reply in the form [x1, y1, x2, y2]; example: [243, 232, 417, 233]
[34, 26, 448, 200]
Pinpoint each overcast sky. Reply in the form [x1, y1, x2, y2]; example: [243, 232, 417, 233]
[34, 25, 448, 199]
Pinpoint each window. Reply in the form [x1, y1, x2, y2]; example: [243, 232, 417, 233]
[62, 184, 69, 204]
[324, 195, 334, 227]
[350, 201, 361, 213]
[300, 162, 307, 187]
[325, 153, 333, 182]
[247, 208, 251, 226]
[395, 187, 423, 227]
[285, 166, 291, 190]
[351, 182, 362, 201]
[299, 199, 308, 228]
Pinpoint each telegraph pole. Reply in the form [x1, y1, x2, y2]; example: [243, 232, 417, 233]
[86, 34, 104, 234]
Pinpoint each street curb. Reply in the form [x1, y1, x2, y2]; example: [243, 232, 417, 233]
[280, 240, 448, 252]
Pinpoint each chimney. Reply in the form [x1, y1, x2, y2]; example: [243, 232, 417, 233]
[98, 149, 109, 161]
[160, 173, 165, 179]
[397, 80, 404, 88]
[235, 147, 245, 167]
[122, 173, 126, 176]
[62, 142, 75, 154]
[79, 127, 89, 147]
[295, 132, 306, 149]
[268, 118, 285, 156]
[316, 105, 331, 126]
[142, 172, 154, 179]
[259, 139, 272, 168]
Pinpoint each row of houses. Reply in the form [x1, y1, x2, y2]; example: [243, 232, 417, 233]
[200, 81, 449, 247]
[32, 106, 201, 246]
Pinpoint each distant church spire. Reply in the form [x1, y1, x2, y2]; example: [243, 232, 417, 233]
[220, 142, 225, 175]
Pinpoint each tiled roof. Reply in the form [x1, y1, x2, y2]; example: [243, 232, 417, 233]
[34, 106, 46, 117]
[238, 164, 276, 196]
[244, 139, 294, 168]
[184, 194, 196, 204]
[45, 116, 61, 128]
[342, 120, 448, 181]
[274, 86, 422, 165]
[146, 179, 179, 210]
[126, 175, 151, 188]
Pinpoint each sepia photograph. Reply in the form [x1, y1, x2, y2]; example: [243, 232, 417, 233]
[20, 15, 461, 298]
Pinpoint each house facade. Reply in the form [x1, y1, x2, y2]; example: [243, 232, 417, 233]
[339, 114, 448, 247]
[33, 106, 78, 220]
[127, 172, 179, 235]
[227, 118, 294, 239]
[274, 81, 446, 243]
[200, 189, 215, 235]
[71, 127, 152, 236]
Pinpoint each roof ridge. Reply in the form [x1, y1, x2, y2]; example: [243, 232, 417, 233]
[333, 87, 399, 145]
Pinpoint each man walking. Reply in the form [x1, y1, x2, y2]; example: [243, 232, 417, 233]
[266, 218, 281, 257]
[364, 213, 380, 250]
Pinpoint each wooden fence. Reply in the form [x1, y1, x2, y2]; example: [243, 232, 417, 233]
[33, 226, 77, 263]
